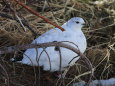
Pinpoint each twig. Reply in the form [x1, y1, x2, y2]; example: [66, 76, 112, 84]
[0, 63, 9, 86]
[89, 23, 115, 32]
[66, 68, 94, 86]
[15, 14, 27, 31]
[14, 0, 65, 31]
[0, 42, 93, 83]
[2, 0, 28, 31]
[0, 42, 92, 71]
[0, 12, 38, 37]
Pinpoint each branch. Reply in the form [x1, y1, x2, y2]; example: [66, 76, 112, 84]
[14, 0, 65, 31]
[2, 0, 38, 36]
[0, 42, 80, 54]
[0, 42, 93, 76]
[0, 12, 38, 36]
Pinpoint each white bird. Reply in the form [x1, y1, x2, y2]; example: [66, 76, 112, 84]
[11, 17, 87, 72]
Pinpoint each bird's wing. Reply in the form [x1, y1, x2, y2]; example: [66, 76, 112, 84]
[32, 28, 63, 44]
[21, 28, 67, 67]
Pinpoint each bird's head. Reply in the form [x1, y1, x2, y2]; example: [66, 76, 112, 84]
[65, 17, 86, 30]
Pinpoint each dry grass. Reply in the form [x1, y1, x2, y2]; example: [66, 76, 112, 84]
[0, 0, 115, 86]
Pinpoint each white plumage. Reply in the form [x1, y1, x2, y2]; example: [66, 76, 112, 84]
[12, 17, 87, 72]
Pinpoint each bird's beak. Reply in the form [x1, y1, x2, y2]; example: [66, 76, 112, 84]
[82, 23, 89, 28]
[82, 23, 86, 26]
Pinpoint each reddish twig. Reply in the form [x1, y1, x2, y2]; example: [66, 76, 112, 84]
[2, 0, 37, 35]
[14, 0, 65, 31]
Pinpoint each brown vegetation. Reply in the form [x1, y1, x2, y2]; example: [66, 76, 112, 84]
[0, 0, 115, 86]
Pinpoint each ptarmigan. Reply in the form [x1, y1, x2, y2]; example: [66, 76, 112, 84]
[11, 17, 87, 72]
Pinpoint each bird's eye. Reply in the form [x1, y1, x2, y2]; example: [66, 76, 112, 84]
[76, 21, 79, 24]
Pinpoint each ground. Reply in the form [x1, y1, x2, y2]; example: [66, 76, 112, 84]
[0, 0, 115, 86]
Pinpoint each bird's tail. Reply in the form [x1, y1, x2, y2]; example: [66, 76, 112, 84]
[10, 57, 23, 62]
